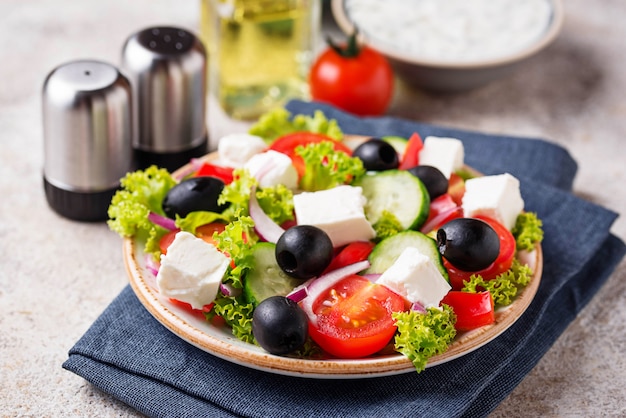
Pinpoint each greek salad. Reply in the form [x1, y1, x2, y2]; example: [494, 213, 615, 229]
[108, 109, 543, 373]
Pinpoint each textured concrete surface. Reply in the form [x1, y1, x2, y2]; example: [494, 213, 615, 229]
[1, 1, 624, 417]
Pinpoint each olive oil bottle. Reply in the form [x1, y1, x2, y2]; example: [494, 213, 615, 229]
[201, 0, 321, 120]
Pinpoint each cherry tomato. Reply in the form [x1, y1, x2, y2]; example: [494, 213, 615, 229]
[309, 33, 394, 116]
[308, 274, 405, 358]
[441, 291, 495, 331]
[168, 299, 225, 326]
[195, 162, 235, 184]
[444, 216, 516, 290]
[268, 132, 352, 177]
[323, 241, 375, 274]
[398, 132, 424, 169]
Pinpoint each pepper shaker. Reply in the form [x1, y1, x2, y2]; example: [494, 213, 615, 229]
[121, 26, 209, 172]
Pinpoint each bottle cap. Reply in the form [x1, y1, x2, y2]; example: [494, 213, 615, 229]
[121, 26, 208, 172]
[42, 60, 133, 221]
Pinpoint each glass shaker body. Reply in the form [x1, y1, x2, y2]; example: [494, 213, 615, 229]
[201, 0, 321, 120]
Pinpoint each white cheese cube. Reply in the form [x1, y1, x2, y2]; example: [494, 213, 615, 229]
[377, 247, 451, 308]
[244, 150, 298, 190]
[156, 231, 230, 310]
[418, 136, 464, 179]
[462, 173, 524, 230]
[217, 133, 267, 167]
[293, 185, 376, 248]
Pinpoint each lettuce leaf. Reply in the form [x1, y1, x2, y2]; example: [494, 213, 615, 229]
[393, 305, 457, 373]
[462, 259, 533, 306]
[296, 141, 365, 191]
[372, 210, 404, 242]
[206, 295, 255, 343]
[512, 212, 544, 251]
[248, 108, 343, 143]
[107, 166, 177, 237]
[217, 169, 258, 220]
[255, 184, 295, 225]
[175, 211, 228, 234]
[213, 213, 257, 289]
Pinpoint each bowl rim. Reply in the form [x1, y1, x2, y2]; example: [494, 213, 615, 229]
[330, 0, 564, 70]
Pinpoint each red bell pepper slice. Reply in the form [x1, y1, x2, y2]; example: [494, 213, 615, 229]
[195, 162, 235, 184]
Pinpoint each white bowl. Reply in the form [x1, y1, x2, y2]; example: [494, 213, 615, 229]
[331, 0, 564, 92]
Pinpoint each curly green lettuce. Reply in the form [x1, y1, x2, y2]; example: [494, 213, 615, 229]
[206, 295, 255, 343]
[107, 166, 177, 258]
[212, 213, 257, 289]
[217, 169, 258, 219]
[462, 259, 533, 306]
[512, 212, 544, 251]
[255, 184, 294, 225]
[393, 305, 457, 373]
[296, 141, 366, 191]
[248, 108, 343, 143]
[372, 210, 404, 242]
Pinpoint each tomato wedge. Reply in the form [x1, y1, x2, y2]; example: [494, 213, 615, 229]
[322, 241, 375, 274]
[441, 291, 495, 331]
[308, 275, 405, 358]
[158, 222, 227, 255]
[420, 194, 463, 234]
[447, 173, 466, 206]
[444, 215, 516, 290]
[195, 162, 235, 184]
[268, 132, 352, 177]
[399, 132, 424, 169]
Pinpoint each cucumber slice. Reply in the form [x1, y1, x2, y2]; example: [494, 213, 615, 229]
[243, 242, 302, 306]
[382, 135, 408, 156]
[355, 170, 430, 230]
[365, 230, 449, 281]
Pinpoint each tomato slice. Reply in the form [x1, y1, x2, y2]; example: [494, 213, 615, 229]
[322, 241, 375, 274]
[420, 194, 463, 234]
[159, 228, 181, 255]
[444, 215, 516, 290]
[159, 222, 227, 255]
[195, 162, 235, 184]
[195, 222, 227, 246]
[268, 132, 352, 177]
[308, 275, 405, 358]
[398, 132, 424, 169]
[447, 173, 465, 206]
[441, 291, 495, 331]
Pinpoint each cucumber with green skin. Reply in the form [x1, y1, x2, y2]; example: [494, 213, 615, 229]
[355, 169, 430, 231]
[365, 230, 449, 281]
[243, 242, 302, 306]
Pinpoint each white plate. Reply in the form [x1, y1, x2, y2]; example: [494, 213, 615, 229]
[123, 143, 543, 379]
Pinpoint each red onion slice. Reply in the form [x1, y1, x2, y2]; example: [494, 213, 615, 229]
[248, 186, 285, 243]
[286, 286, 308, 303]
[148, 211, 177, 231]
[420, 206, 463, 234]
[220, 282, 241, 297]
[300, 260, 370, 325]
[411, 301, 427, 314]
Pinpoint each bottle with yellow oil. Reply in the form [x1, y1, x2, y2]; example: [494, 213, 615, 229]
[201, 0, 321, 120]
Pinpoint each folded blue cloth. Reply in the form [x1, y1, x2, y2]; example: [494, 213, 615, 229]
[63, 101, 625, 418]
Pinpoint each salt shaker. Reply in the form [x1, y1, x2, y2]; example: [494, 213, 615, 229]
[42, 60, 133, 222]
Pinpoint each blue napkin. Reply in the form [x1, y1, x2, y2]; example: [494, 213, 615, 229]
[63, 101, 625, 418]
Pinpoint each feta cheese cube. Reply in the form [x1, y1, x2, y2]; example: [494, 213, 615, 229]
[217, 133, 267, 167]
[462, 173, 524, 230]
[244, 150, 298, 190]
[377, 247, 451, 308]
[293, 185, 376, 247]
[156, 231, 230, 310]
[419, 136, 464, 179]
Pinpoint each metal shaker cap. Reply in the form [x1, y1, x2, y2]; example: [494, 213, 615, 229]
[122, 26, 208, 172]
[42, 60, 133, 222]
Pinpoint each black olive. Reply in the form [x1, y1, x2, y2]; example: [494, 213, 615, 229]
[275, 225, 333, 280]
[252, 296, 308, 355]
[352, 138, 399, 171]
[437, 218, 500, 271]
[407, 165, 449, 200]
[162, 177, 229, 218]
